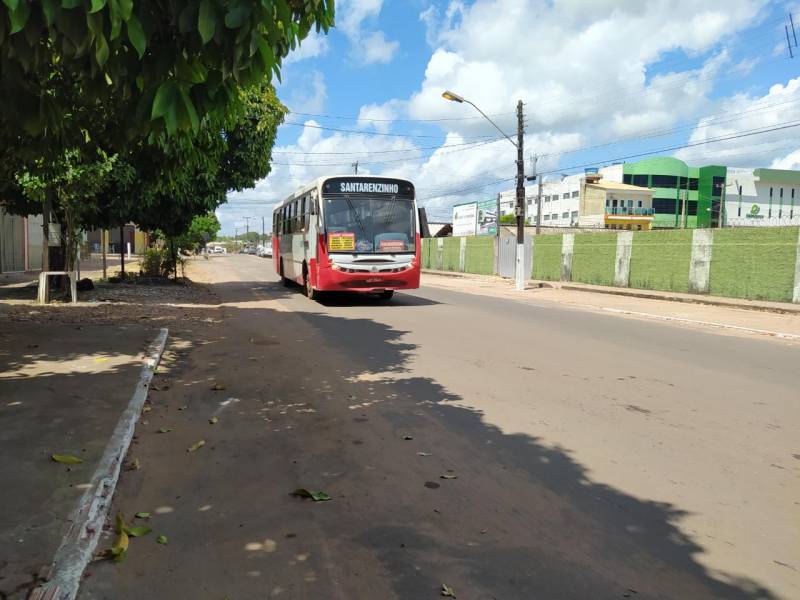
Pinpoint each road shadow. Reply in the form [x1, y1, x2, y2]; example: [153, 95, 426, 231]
[188, 274, 778, 600]
[5, 264, 780, 600]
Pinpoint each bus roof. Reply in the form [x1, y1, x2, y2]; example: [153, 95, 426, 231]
[272, 174, 413, 212]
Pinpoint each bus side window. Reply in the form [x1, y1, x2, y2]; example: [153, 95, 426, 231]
[299, 198, 307, 231]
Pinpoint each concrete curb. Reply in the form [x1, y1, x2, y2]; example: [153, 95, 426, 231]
[600, 307, 800, 341]
[31, 328, 169, 600]
[560, 285, 800, 315]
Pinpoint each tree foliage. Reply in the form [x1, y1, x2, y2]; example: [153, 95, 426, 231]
[0, 0, 334, 137]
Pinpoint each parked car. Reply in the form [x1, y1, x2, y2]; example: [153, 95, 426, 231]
[212, 246, 226, 254]
[257, 244, 272, 258]
[241, 246, 256, 255]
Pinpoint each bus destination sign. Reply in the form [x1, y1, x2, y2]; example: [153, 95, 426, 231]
[323, 177, 414, 197]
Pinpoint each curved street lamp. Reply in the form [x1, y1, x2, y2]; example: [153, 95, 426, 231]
[441, 90, 526, 291]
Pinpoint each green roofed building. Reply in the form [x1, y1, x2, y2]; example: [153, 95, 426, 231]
[622, 157, 727, 229]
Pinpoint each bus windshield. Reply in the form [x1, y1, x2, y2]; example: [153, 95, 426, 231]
[323, 196, 415, 253]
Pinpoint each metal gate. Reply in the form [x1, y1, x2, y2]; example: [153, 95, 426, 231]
[0, 209, 25, 273]
[498, 235, 532, 279]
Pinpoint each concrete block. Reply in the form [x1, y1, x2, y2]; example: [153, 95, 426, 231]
[561, 234, 574, 281]
[689, 229, 713, 294]
[614, 231, 633, 287]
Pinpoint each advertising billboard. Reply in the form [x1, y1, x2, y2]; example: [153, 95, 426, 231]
[476, 199, 497, 236]
[452, 203, 478, 237]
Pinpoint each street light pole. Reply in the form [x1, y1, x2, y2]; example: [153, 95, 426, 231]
[514, 100, 525, 291]
[441, 90, 526, 291]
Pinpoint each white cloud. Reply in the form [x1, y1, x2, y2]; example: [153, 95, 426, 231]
[359, 31, 399, 65]
[284, 31, 330, 65]
[356, 100, 404, 134]
[674, 76, 800, 166]
[224, 0, 788, 233]
[337, 0, 399, 65]
[286, 71, 327, 114]
[771, 149, 800, 170]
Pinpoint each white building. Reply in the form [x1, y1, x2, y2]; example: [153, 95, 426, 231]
[724, 167, 800, 226]
[499, 164, 625, 227]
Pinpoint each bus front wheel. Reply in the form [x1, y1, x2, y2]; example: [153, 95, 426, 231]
[304, 271, 319, 300]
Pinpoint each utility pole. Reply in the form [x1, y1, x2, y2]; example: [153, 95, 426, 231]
[530, 155, 542, 235]
[352, 161, 359, 175]
[514, 100, 525, 291]
[243, 216, 252, 240]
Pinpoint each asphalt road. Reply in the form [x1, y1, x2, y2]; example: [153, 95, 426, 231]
[81, 255, 799, 600]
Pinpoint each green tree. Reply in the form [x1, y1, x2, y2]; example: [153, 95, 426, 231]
[0, 0, 334, 138]
[175, 212, 222, 252]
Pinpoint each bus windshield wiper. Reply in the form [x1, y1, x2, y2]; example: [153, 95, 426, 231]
[344, 195, 367, 238]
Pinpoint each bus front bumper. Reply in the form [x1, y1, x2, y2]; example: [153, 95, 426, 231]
[315, 265, 420, 292]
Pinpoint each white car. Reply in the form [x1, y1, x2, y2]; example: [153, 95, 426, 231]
[212, 246, 226, 254]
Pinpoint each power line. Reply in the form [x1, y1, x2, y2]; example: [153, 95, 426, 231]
[281, 120, 498, 140]
[415, 118, 800, 202]
[270, 137, 503, 156]
[286, 110, 516, 123]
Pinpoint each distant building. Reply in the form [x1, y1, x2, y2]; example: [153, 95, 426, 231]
[723, 167, 800, 226]
[497, 157, 800, 229]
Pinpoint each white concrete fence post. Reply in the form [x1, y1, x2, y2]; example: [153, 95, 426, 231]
[614, 231, 633, 287]
[437, 238, 444, 271]
[561, 233, 575, 282]
[459, 236, 467, 272]
[689, 229, 714, 294]
[792, 228, 800, 304]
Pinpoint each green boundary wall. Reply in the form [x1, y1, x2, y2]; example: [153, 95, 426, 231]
[532, 235, 562, 281]
[710, 227, 799, 302]
[464, 236, 494, 274]
[571, 233, 617, 286]
[629, 230, 693, 293]
[442, 237, 460, 271]
[422, 228, 800, 304]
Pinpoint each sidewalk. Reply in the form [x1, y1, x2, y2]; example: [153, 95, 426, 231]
[0, 322, 157, 599]
[421, 270, 800, 342]
[423, 269, 800, 314]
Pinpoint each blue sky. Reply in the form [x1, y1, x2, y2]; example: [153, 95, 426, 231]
[219, 0, 800, 235]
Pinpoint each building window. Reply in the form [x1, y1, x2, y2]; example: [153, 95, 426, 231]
[605, 199, 610, 207]
[679, 176, 687, 188]
[543, 214, 550, 221]
[623, 174, 632, 184]
[652, 197, 677, 213]
[633, 174, 648, 187]
[651, 175, 678, 189]
[688, 178, 699, 191]
[627, 200, 634, 207]
[562, 212, 569, 218]
[571, 191, 579, 198]
[571, 211, 578, 218]
[551, 213, 558, 220]
[562, 193, 569, 199]
[687, 201, 698, 216]
[637, 200, 643, 207]
[712, 176, 725, 196]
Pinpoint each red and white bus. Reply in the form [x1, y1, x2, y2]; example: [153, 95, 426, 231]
[272, 175, 421, 300]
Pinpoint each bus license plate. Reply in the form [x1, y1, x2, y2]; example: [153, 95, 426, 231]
[367, 278, 381, 283]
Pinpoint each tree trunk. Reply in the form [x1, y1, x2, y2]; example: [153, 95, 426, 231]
[42, 195, 51, 272]
[120, 225, 125, 277]
[170, 239, 177, 280]
[101, 229, 107, 278]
